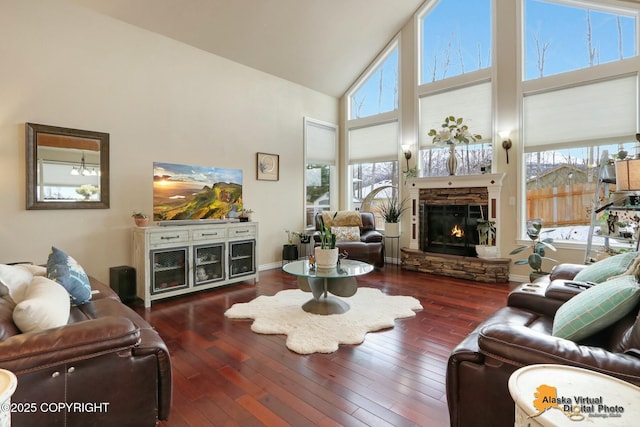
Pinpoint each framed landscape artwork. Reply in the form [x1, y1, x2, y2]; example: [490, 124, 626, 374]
[153, 162, 243, 221]
[256, 152, 279, 181]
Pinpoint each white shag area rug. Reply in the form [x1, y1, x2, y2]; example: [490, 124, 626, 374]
[224, 287, 423, 354]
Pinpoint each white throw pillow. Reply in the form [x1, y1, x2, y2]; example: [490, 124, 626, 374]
[0, 264, 33, 304]
[13, 276, 71, 333]
[14, 263, 47, 277]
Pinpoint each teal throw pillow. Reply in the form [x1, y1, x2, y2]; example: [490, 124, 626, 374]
[573, 251, 638, 284]
[552, 275, 640, 341]
[46, 246, 92, 305]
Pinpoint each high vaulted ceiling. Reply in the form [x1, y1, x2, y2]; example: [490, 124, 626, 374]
[73, 0, 425, 98]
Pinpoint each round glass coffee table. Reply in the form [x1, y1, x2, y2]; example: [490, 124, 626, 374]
[282, 259, 374, 315]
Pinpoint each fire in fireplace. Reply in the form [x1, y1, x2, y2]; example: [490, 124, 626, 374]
[450, 224, 464, 238]
[419, 204, 483, 257]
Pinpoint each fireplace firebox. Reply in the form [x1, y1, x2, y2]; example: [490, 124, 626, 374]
[420, 204, 483, 257]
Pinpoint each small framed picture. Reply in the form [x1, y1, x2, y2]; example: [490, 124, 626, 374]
[256, 152, 279, 181]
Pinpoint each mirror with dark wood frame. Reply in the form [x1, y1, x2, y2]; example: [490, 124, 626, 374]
[26, 123, 110, 209]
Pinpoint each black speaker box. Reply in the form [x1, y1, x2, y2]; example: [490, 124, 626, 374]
[109, 265, 136, 304]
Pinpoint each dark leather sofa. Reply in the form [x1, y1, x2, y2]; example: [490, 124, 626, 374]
[0, 276, 171, 427]
[314, 211, 385, 268]
[446, 263, 640, 427]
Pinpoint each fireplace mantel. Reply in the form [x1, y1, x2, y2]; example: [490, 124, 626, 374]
[406, 173, 506, 255]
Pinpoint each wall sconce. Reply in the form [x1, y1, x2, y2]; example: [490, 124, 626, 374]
[401, 144, 412, 170]
[499, 131, 512, 164]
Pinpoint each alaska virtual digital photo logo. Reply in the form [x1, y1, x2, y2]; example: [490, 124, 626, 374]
[530, 383, 626, 422]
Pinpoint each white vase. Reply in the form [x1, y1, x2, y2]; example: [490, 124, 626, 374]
[314, 248, 339, 269]
[384, 222, 400, 238]
[446, 144, 458, 175]
[475, 245, 498, 259]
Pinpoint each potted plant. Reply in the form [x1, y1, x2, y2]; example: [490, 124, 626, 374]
[403, 166, 418, 185]
[238, 209, 253, 222]
[294, 231, 312, 244]
[283, 230, 299, 262]
[509, 218, 557, 281]
[378, 195, 409, 237]
[315, 212, 338, 268]
[132, 212, 150, 227]
[475, 219, 497, 258]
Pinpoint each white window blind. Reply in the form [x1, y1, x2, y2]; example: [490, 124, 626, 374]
[523, 75, 638, 150]
[348, 121, 398, 163]
[419, 81, 492, 148]
[305, 119, 337, 165]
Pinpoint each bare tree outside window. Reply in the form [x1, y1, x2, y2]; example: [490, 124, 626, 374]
[348, 46, 398, 119]
[420, 0, 491, 85]
[524, 0, 635, 81]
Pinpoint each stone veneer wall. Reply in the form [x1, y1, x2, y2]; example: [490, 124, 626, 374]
[401, 248, 510, 283]
[420, 187, 488, 205]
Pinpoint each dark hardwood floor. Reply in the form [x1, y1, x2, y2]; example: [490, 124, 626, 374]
[135, 266, 515, 427]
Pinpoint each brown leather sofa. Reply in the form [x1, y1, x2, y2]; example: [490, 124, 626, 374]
[314, 211, 385, 268]
[446, 263, 640, 427]
[0, 276, 171, 427]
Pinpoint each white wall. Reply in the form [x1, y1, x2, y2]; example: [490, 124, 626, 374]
[0, 0, 338, 283]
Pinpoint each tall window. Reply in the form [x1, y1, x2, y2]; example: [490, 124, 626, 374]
[420, 0, 492, 84]
[349, 120, 400, 228]
[522, 0, 639, 243]
[349, 46, 398, 119]
[524, 0, 637, 80]
[304, 118, 338, 229]
[418, 0, 493, 177]
[347, 41, 400, 225]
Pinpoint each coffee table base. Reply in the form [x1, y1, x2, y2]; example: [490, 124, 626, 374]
[302, 296, 350, 315]
[296, 276, 358, 315]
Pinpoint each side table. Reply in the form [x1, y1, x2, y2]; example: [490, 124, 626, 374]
[0, 369, 17, 427]
[509, 364, 640, 427]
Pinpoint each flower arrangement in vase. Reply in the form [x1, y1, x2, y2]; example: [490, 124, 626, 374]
[76, 184, 98, 200]
[428, 116, 482, 175]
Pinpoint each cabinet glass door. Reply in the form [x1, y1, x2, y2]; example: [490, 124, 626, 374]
[150, 247, 188, 294]
[193, 243, 225, 286]
[229, 239, 256, 278]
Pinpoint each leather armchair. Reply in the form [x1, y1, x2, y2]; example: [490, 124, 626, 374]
[446, 264, 640, 427]
[0, 277, 171, 427]
[314, 212, 385, 268]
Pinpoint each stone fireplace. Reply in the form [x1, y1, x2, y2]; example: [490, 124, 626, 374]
[401, 173, 510, 283]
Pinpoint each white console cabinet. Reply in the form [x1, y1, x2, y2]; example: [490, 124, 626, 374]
[133, 222, 258, 307]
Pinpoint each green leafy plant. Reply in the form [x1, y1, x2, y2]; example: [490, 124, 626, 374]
[476, 219, 496, 246]
[292, 231, 312, 244]
[402, 166, 418, 185]
[509, 218, 557, 273]
[239, 208, 253, 218]
[428, 116, 482, 146]
[378, 195, 409, 223]
[131, 211, 148, 219]
[317, 212, 337, 249]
